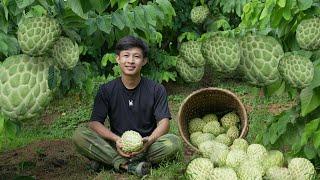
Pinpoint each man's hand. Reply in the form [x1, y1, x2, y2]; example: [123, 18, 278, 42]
[131, 136, 155, 156]
[116, 138, 132, 158]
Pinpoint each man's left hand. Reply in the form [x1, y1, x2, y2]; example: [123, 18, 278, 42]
[131, 136, 154, 156]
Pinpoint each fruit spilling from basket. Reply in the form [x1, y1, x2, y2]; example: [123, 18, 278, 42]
[185, 112, 316, 180]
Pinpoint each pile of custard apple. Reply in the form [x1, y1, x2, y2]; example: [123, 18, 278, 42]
[185, 112, 316, 179]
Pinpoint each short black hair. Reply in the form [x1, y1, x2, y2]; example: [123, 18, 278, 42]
[115, 35, 149, 58]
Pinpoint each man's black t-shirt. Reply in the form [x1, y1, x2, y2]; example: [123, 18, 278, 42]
[90, 77, 171, 137]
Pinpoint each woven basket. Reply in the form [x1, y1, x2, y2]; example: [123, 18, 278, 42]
[177, 87, 248, 151]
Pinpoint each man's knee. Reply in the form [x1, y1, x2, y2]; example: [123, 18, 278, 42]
[158, 134, 183, 154]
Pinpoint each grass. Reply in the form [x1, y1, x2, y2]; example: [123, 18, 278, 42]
[2, 78, 317, 179]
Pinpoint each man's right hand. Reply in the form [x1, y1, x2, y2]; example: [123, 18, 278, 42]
[115, 138, 132, 158]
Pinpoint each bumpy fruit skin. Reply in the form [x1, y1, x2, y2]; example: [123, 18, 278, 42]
[51, 37, 79, 69]
[220, 112, 240, 129]
[0, 54, 54, 121]
[215, 133, 232, 146]
[225, 149, 247, 169]
[190, 132, 202, 146]
[179, 41, 205, 67]
[226, 126, 239, 140]
[265, 167, 292, 180]
[202, 35, 240, 73]
[237, 160, 264, 180]
[186, 157, 214, 180]
[296, 18, 320, 50]
[230, 138, 249, 151]
[278, 54, 314, 89]
[188, 117, 206, 133]
[194, 133, 215, 147]
[202, 113, 218, 123]
[18, 16, 61, 56]
[247, 144, 267, 163]
[202, 120, 223, 136]
[199, 140, 228, 159]
[262, 150, 284, 171]
[288, 158, 316, 180]
[190, 6, 209, 24]
[176, 57, 204, 83]
[239, 34, 284, 86]
[211, 167, 238, 180]
[120, 130, 143, 153]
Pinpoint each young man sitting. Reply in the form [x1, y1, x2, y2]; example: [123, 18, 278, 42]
[72, 35, 182, 176]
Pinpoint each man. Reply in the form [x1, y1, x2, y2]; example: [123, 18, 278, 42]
[72, 36, 182, 176]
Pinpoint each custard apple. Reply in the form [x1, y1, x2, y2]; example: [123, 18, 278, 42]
[186, 157, 214, 180]
[262, 150, 284, 171]
[202, 120, 223, 136]
[190, 6, 210, 24]
[226, 126, 239, 140]
[179, 41, 205, 67]
[202, 35, 240, 73]
[220, 112, 240, 129]
[230, 138, 249, 151]
[199, 140, 229, 159]
[194, 133, 215, 147]
[51, 37, 79, 69]
[239, 34, 284, 86]
[188, 117, 206, 133]
[278, 53, 314, 89]
[211, 167, 238, 180]
[247, 144, 267, 163]
[225, 149, 247, 169]
[237, 160, 264, 180]
[288, 158, 316, 180]
[202, 113, 218, 123]
[215, 133, 232, 146]
[120, 130, 143, 153]
[296, 18, 320, 50]
[0, 54, 55, 121]
[17, 16, 60, 56]
[190, 132, 202, 146]
[265, 167, 292, 180]
[209, 146, 229, 166]
[176, 57, 204, 83]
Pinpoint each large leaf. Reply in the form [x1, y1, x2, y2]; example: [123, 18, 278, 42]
[15, 0, 35, 9]
[313, 130, 320, 149]
[300, 63, 320, 116]
[97, 15, 112, 34]
[88, 0, 108, 14]
[0, 32, 19, 56]
[297, 0, 313, 11]
[111, 11, 125, 30]
[67, 0, 88, 19]
[300, 118, 320, 146]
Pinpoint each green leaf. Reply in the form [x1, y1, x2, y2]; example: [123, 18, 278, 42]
[0, 32, 19, 56]
[300, 88, 320, 117]
[88, 0, 108, 14]
[297, 0, 312, 11]
[111, 11, 125, 30]
[313, 130, 320, 149]
[97, 15, 112, 34]
[101, 53, 116, 67]
[264, 80, 286, 96]
[277, 0, 286, 7]
[67, 0, 88, 19]
[15, 0, 35, 9]
[300, 118, 320, 146]
[4, 119, 20, 138]
[282, 6, 291, 20]
[303, 144, 317, 159]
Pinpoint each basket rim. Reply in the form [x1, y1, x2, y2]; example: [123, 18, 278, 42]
[177, 87, 248, 152]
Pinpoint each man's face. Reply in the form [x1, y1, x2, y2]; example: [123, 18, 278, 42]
[116, 47, 147, 77]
